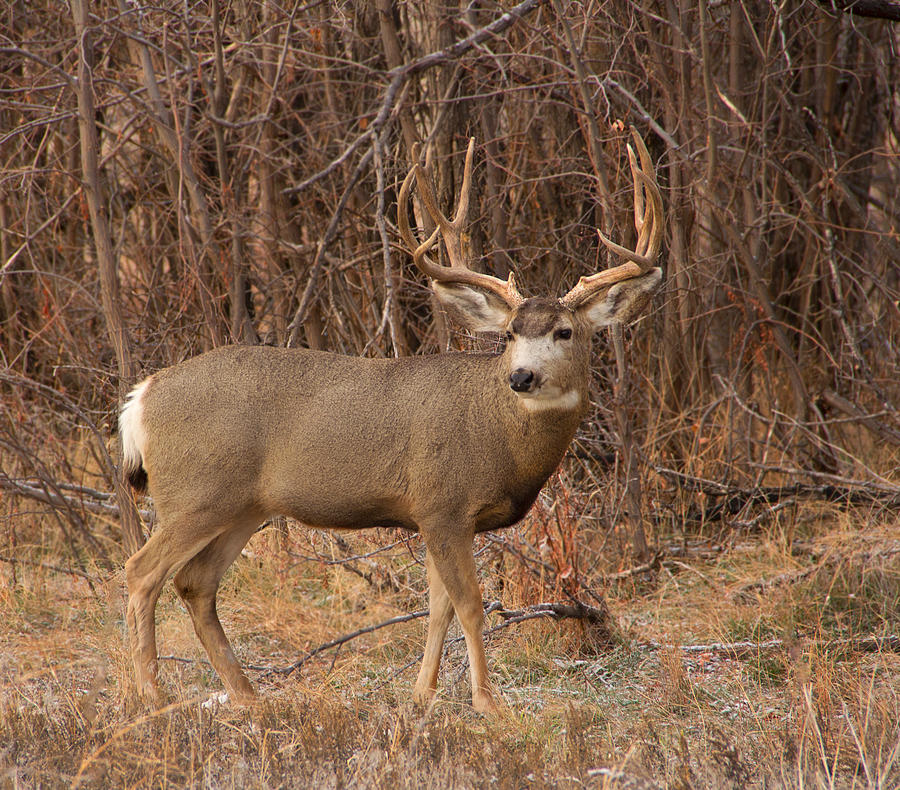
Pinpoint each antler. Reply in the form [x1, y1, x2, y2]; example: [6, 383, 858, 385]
[560, 128, 664, 309]
[398, 137, 524, 308]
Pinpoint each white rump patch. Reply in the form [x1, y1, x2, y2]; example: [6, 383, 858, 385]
[519, 389, 581, 413]
[119, 379, 150, 475]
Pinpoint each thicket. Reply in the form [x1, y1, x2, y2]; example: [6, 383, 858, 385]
[2, 0, 898, 574]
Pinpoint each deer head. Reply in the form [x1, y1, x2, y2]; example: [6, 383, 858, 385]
[398, 131, 663, 412]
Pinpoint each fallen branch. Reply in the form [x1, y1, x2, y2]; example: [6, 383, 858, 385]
[491, 600, 610, 628]
[0, 554, 106, 583]
[0, 473, 153, 522]
[732, 540, 900, 600]
[639, 634, 900, 659]
[654, 465, 900, 525]
[163, 632, 900, 685]
[255, 598, 609, 678]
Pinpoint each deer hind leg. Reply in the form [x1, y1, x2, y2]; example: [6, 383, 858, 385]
[413, 549, 455, 706]
[172, 521, 260, 703]
[421, 531, 499, 714]
[125, 523, 219, 704]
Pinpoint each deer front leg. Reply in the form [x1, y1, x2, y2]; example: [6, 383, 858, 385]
[413, 549, 455, 706]
[421, 531, 499, 714]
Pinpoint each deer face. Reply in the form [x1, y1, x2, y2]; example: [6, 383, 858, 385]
[433, 267, 662, 411]
[503, 298, 584, 411]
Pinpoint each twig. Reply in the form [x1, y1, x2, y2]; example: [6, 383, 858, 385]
[285, 148, 374, 347]
[820, 389, 900, 447]
[376, 0, 544, 122]
[732, 565, 821, 599]
[285, 0, 544, 346]
[282, 128, 374, 196]
[482, 532, 614, 609]
[300, 532, 404, 593]
[287, 539, 405, 567]
[550, 0, 611, 221]
[653, 465, 732, 496]
[812, 1, 900, 22]
[598, 555, 661, 583]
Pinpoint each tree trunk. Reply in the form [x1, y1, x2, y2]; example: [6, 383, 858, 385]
[71, 0, 144, 556]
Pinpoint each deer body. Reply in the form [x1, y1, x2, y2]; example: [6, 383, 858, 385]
[130, 344, 584, 536]
[122, 132, 664, 713]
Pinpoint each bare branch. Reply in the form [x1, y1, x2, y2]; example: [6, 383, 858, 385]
[813, 1, 900, 21]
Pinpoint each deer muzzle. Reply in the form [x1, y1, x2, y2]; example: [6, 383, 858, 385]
[509, 368, 536, 393]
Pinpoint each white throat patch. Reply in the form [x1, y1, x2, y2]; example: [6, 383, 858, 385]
[519, 389, 581, 413]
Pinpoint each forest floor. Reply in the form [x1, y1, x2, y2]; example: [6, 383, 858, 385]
[1, 504, 898, 789]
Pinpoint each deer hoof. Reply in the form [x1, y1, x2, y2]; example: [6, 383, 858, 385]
[412, 685, 436, 708]
[472, 687, 504, 715]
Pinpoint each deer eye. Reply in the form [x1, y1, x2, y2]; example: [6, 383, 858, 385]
[505, 331, 514, 342]
[554, 328, 572, 341]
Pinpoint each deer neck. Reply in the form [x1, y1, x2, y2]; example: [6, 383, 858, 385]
[491, 355, 588, 481]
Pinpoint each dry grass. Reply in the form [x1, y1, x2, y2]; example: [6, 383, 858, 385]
[2, 506, 899, 789]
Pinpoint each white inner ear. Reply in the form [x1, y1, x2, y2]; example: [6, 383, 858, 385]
[580, 268, 662, 329]
[433, 281, 511, 333]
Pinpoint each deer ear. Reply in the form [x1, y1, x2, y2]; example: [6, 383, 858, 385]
[578, 267, 663, 330]
[432, 281, 512, 333]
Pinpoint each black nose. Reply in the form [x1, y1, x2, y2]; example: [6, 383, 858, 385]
[509, 368, 535, 392]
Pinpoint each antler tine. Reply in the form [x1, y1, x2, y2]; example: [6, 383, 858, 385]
[560, 128, 663, 309]
[628, 145, 646, 254]
[398, 138, 524, 308]
[599, 128, 662, 267]
[398, 166, 441, 273]
[629, 130, 663, 260]
[415, 137, 475, 238]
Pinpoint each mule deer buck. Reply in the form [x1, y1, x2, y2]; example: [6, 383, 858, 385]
[120, 131, 663, 713]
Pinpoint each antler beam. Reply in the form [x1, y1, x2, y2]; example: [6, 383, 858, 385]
[560, 129, 664, 309]
[398, 138, 525, 309]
